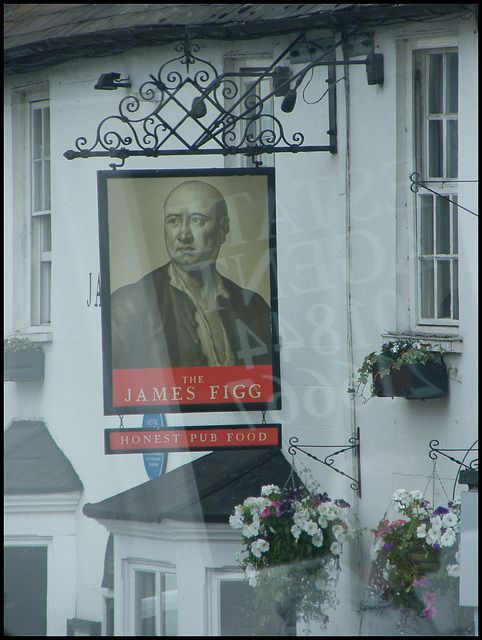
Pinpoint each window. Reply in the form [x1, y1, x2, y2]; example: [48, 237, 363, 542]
[207, 569, 257, 636]
[414, 49, 459, 325]
[128, 564, 178, 636]
[30, 99, 52, 326]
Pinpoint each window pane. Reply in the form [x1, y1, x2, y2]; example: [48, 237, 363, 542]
[420, 195, 434, 254]
[32, 108, 43, 159]
[40, 262, 51, 325]
[428, 53, 443, 114]
[43, 107, 50, 156]
[42, 215, 52, 252]
[446, 52, 458, 114]
[437, 260, 451, 318]
[446, 120, 458, 178]
[44, 159, 51, 210]
[436, 196, 450, 254]
[161, 573, 178, 636]
[33, 161, 43, 212]
[428, 120, 443, 177]
[135, 571, 156, 636]
[421, 259, 434, 318]
[452, 201, 458, 253]
[220, 580, 256, 636]
[453, 259, 459, 319]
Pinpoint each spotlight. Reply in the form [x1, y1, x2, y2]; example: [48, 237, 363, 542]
[190, 96, 207, 118]
[94, 72, 131, 90]
[281, 89, 297, 113]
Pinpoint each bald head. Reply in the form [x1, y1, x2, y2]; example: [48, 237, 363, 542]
[163, 180, 230, 271]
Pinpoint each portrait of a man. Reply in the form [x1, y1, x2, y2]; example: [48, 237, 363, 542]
[110, 180, 272, 369]
[98, 168, 279, 413]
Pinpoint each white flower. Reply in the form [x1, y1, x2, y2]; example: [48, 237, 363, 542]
[245, 565, 260, 587]
[447, 563, 460, 578]
[332, 524, 346, 543]
[318, 515, 328, 529]
[261, 484, 280, 497]
[442, 512, 458, 528]
[291, 524, 302, 540]
[312, 531, 324, 547]
[304, 520, 320, 536]
[293, 509, 310, 527]
[250, 538, 270, 558]
[242, 514, 260, 538]
[229, 514, 244, 529]
[236, 549, 249, 562]
[330, 541, 342, 556]
[416, 524, 427, 538]
[410, 490, 424, 501]
[440, 528, 457, 548]
[430, 515, 442, 528]
[325, 559, 339, 580]
[426, 526, 442, 545]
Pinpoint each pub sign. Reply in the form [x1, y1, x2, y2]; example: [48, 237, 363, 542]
[97, 168, 281, 414]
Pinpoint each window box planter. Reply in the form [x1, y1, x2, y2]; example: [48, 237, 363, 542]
[373, 357, 448, 400]
[4, 348, 45, 381]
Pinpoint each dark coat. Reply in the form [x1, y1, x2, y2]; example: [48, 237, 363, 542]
[110, 263, 273, 369]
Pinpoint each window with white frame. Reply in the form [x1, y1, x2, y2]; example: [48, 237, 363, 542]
[207, 568, 256, 636]
[127, 562, 178, 636]
[30, 98, 52, 326]
[414, 48, 459, 325]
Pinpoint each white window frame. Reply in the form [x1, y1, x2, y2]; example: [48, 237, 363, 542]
[125, 560, 178, 636]
[206, 567, 251, 635]
[414, 47, 459, 327]
[10, 83, 52, 339]
[395, 34, 460, 341]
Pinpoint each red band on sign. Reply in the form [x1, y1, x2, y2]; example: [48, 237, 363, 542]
[112, 365, 274, 407]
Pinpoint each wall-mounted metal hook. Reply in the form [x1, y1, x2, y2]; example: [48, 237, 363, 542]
[288, 427, 361, 497]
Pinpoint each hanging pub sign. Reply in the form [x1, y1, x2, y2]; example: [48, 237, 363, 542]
[105, 424, 282, 454]
[97, 168, 281, 415]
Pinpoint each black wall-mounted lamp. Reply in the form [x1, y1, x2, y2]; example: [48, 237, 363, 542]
[94, 72, 132, 90]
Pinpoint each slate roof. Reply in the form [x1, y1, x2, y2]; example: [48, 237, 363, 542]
[4, 4, 471, 75]
[83, 448, 298, 524]
[4, 420, 83, 495]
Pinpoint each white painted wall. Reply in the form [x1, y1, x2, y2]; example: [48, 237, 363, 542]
[4, 11, 477, 635]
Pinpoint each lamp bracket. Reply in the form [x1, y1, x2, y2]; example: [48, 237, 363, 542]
[288, 427, 361, 497]
[64, 29, 381, 166]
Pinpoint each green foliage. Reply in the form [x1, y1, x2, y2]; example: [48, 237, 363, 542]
[4, 333, 43, 352]
[348, 338, 452, 401]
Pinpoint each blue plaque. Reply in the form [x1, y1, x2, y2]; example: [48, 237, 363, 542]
[142, 414, 167, 479]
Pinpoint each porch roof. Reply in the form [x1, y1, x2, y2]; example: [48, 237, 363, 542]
[83, 448, 297, 524]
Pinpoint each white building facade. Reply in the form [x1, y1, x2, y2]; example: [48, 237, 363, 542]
[4, 4, 478, 636]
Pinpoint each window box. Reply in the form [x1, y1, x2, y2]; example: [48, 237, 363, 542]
[373, 357, 448, 399]
[4, 348, 45, 382]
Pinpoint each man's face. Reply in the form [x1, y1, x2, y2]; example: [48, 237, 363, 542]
[164, 182, 229, 271]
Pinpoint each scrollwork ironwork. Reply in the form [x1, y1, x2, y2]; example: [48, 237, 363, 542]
[64, 31, 337, 163]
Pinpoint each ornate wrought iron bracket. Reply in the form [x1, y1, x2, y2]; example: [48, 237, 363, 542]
[63, 29, 381, 167]
[288, 427, 361, 497]
[428, 439, 478, 471]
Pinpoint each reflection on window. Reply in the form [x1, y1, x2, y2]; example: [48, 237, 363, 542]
[134, 569, 178, 636]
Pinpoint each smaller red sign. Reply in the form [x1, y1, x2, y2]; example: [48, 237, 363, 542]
[105, 424, 281, 454]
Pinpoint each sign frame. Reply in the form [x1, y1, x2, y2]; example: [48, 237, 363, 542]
[98, 168, 281, 415]
[104, 424, 282, 454]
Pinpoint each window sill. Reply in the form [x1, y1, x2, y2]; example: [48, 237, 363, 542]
[22, 329, 53, 344]
[382, 331, 462, 354]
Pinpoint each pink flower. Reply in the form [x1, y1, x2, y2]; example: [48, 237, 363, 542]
[261, 508, 271, 517]
[423, 606, 436, 619]
[271, 501, 283, 516]
[423, 592, 437, 607]
[412, 577, 430, 588]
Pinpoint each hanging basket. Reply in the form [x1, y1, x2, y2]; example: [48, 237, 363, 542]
[372, 357, 448, 399]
